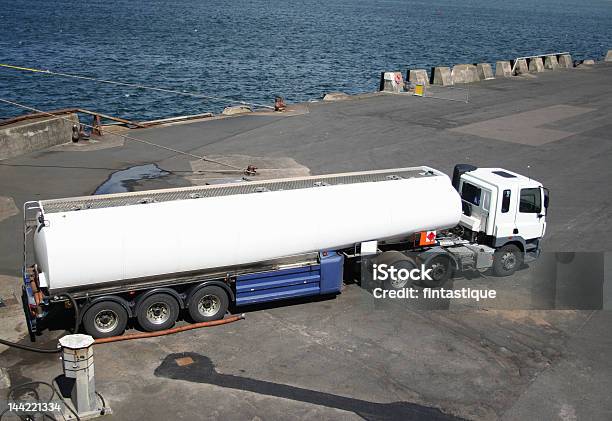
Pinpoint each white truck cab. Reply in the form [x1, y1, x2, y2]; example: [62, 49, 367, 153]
[373, 164, 550, 287]
[451, 164, 549, 276]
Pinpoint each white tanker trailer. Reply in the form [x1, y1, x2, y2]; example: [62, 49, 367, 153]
[21, 165, 548, 339]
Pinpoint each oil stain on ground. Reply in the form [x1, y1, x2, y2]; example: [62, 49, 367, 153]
[93, 164, 188, 195]
[155, 352, 464, 421]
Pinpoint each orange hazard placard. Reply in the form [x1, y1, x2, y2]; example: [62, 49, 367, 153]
[419, 231, 436, 246]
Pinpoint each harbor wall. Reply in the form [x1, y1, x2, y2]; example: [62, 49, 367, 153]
[0, 114, 79, 160]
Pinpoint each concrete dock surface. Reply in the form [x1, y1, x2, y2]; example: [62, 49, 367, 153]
[0, 63, 611, 420]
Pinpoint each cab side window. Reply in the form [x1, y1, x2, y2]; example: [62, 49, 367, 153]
[519, 188, 541, 213]
[501, 189, 511, 213]
[461, 182, 481, 206]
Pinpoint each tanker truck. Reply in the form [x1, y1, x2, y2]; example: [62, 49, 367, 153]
[21, 164, 548, 339]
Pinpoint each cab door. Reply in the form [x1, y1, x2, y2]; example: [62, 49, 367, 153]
[493, 187, 517, 238]
[514, 187, 546, 240]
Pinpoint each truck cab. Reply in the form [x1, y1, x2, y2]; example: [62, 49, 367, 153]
[453, 165, 549, 275]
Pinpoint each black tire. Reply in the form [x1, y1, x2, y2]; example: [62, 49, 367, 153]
[493, 244, 523, 277]
[373, 251, 418, 290]
[82, 301, 128, 339]
[421, 255, 453, 288]
[136, 293, 180, 332]
[188, 286, 229, 323]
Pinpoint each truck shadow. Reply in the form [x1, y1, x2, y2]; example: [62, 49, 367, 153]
[229, 293, 339, 315]
[154, 352, 464, 421]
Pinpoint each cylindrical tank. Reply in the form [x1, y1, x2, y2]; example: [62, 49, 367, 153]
[33, 170, 462, 291]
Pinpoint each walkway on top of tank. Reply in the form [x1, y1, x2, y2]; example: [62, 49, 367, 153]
[38, 166, 439, 214]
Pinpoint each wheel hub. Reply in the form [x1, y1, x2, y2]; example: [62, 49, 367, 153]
[502, 252, 516, 270]
[431, 262, 446, 280]
[146, 302, 170, 325]
[390, 278, 407, 289]
[198, 295, 220, 317]
[94, 310, 118, 333]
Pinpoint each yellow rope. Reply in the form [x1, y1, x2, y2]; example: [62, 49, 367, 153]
[0, 63, 274, 109]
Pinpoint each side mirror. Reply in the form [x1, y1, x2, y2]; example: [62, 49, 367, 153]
[543, 187, 550, 209]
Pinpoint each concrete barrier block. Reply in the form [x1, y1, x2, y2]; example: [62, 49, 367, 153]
[558, 54, 573, 68]
[529, 57, 544, 73]
[513, 59, 529, 75]
[222, 105, 252, 115]
[432, 67, 453, 86]
[0, 114, 79, 161]
[495, 61, 512, 77]
[580, 59, 595, 66]
[476, 63, 494, 80]
[451, 64, 480, 83]
[322, 92, 349, 101]
[544, 55, 559, 70]
[380, 71, 405, 93]
[606, 50, 612, 62]
[408, 69, 429, 86]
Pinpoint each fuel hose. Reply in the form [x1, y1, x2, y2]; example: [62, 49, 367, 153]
[0, 314, 244, 351]
[93, 313, 245, 344]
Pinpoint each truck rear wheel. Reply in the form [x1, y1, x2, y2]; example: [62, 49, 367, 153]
[82, 301, 128, 339]
[373, 251, 418, 290]
[188, 286, 229, 322]
[136, 293, 180, 332]
[493, 244, 523, 277]
[421, 255, 452, 288]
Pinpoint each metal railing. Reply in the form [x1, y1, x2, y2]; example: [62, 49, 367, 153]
[510, 52, 569, 74]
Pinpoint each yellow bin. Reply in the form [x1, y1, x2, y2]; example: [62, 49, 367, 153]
[414, 84, 425, 97]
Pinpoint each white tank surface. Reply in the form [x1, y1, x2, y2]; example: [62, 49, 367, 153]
[33, 167, 462, 291]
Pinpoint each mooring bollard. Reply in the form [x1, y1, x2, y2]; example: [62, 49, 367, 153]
[59, 334, 110, 419]
[274, 96, 286, 111]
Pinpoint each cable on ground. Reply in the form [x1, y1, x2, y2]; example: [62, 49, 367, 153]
[0, 98, 243, 171]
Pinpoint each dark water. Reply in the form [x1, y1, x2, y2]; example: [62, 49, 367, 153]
[1, 0, 611, 121]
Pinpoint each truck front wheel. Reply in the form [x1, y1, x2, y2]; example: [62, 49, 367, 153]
[82, 301, 128, 339]
[493, 244, 523, 277]
[188, 286, 229, 323]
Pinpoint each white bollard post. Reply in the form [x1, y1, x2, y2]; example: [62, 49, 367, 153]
[59, 334, 110, 419]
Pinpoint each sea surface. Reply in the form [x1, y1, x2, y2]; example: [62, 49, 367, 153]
[1, 0, 611, 121]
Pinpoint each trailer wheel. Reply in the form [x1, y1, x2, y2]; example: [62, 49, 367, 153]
[82, 301, 128, 339]
[421, 255, 452, 288]
[136, 293, 180, 332]
[493, 244, 523, 277]
[188, 286, 229, 322]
